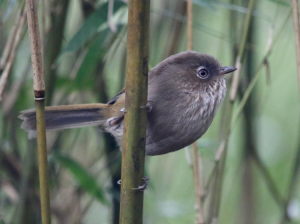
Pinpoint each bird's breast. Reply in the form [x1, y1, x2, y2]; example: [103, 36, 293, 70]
[145, 78, 226, 155]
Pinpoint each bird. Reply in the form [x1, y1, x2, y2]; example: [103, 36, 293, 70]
[19, 51, 236, 156]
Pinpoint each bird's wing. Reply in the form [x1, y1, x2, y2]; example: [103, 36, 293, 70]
[107, 88, 125, 105]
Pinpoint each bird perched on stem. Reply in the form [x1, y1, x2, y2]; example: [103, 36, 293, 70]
[19, 51, 236, 156]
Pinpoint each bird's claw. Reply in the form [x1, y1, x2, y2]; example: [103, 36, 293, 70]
[108, 115, 124, 127]
[132, 176, 150, 191]
[117, 177, 150, 191]
[140, 100, 154, 112]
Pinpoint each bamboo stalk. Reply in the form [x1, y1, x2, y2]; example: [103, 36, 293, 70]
[25, 0, 51, 224]
[0, 8, 21, 71]
[207, 1, 257, 223]
[229, 0, 256, 102]
[192, 143, 204, 224]
[279, 1, 300, 222]
[187, 0, 204, 222]
[187, 0, 193, 51]
[119, 0, 150, 223]
[206, 7, 291, 224]
[293, 0, 300, 94]
[0, 9, 26, 101]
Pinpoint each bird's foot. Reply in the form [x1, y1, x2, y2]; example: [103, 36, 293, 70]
[117, 176, 150, 191]
[107, 115, 124, 127]
[140, 100, 154, 112]
[132, 176, 150, 191]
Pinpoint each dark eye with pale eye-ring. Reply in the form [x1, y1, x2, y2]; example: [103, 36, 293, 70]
[197, 67, 209, 79]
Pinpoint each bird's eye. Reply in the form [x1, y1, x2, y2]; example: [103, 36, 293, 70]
[197, 67, 209, 79]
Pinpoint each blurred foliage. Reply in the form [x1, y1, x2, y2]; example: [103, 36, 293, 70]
[0, 0, 300, 224]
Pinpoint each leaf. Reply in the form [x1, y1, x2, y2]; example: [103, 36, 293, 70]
[60, 1, 126, 55]
[53, 153, 107, 204]
[73, 25, 124, 88]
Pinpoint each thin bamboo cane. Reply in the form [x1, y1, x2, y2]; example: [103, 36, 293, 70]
[279, 1, 300, 223]
[229, 0, 256, 102]
[207, 0, 257, 223]
[119, 0, 150, 223]
[0, 9, 26, 100]
[25, 0, 51, 224]
[187, 0, 204, 223]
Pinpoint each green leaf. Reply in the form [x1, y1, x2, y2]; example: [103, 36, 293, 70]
[73, 25, 124, 88]
[53, 153, 107, 204]
[60, 1, 126, 55]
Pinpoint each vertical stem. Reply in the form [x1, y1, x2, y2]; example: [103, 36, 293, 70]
[292, 0, 300, 95]
[119, 0, 150, 223]
[35, 101, 51, 224]
[187, 1, 204, 222]
[187, 0, 193, 51]
[279, 1, 300, 223]
[0, 9, 26, 100]
[25, 0, 51, 224]
[207, 1, 257, 223]
[230, 0, 256, 101]
[44, 0, 70, 106]
[193, 143, 204, 224]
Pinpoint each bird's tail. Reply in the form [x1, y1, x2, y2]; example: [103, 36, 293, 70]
[19, 104, 110, 139]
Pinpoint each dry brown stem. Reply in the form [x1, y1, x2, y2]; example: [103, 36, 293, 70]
[187, 0, 193, 51]
[292, 0, 300, 94]
[0, 10, 26, 101]
[192, 143, 204, 224]
[2, 58, 31, 115]
[0, 9, 21, 70]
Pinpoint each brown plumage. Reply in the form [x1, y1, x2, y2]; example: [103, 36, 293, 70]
[19, 51, 236, 155]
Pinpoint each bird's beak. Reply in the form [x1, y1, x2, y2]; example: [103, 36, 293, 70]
[219, 66, 237, 75]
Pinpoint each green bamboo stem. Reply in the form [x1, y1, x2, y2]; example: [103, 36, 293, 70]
[35, 100, 51, 224]
[207, 0, 257, 223]
[279, 1, 300, 222]
[230, 0, 257, 102]
[187, 0, 204, 222]
[25, 0, 51, 224]
[119, 0, 150, 223]
[206, 7, 291, 224]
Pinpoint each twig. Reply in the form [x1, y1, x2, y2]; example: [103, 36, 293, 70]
[0, 9, 26, 101]
[230, 8, 292, 138]
[251, 150, 286, 207]
[2, 58, 31, 115]
[69, 49, 88, 79]
[229, 0, 257, 101]
[187, 0, 193, 51]
[278, 1, 300, 222]
[108, 0, 117, 33]
[293, 0, 300, 95]
[187, 1, 204, 222]
[0, 9, 21, 71]
[25, 0, 51, 224]
[192, 143, 205, 224]
[207, 0, 256, 222]
[206, 8, 292, 224]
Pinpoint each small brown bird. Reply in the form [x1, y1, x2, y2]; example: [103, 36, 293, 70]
[19, 51, 236, 155]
